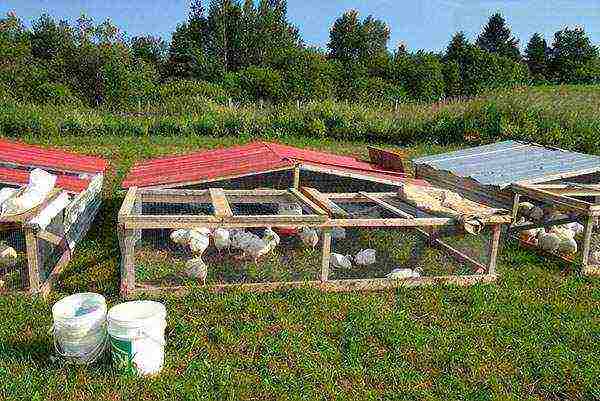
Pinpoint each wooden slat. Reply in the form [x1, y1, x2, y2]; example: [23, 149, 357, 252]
[300, 187, 349, 217]
[118, 187, 138, 220]
[321, 229, 331, 282]
[487, 225, 502, 275]
[24, 227, 41, 293]
[511, 183, 592, 213]
[132, 274, 497, 297]
[288, 188, 328, 216]
[209, 188, 233, 217]
[39, 247, 71, 298]
[416, 227, 487, 271]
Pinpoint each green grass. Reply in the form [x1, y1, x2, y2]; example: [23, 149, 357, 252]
[0, 118, 598, 400]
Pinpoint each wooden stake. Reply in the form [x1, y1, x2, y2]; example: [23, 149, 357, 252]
[118, 224, 136, 296]
[582, 214, 594, 268]
[487, 224, 502, 275]
[321, 229, 331, 282]
[24, 227, 41, 294]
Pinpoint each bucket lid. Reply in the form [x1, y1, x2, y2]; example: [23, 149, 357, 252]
[52, 292, 106, 322]
[107, 301, 166, 328]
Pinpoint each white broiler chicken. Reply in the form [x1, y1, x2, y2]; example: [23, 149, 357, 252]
[539, 232, 561, 252]
[170, 229, 191, 245]
[213, 228, 231, 253]
[386, 267, 423, 279]
[0, 243, 17, 267]
[330, 253, 352, 269]
[299, 227, 319, 249]
[185, 256, 208, 284]
[557, 237, 578, 255]
[355, 249, 376, 265]
[189, 228, 211, 255]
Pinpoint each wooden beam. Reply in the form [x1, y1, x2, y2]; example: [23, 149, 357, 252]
[24, 227, 41, 293]
[118, 225, 136, 297]
[511, 183, 592, 213]
[292, 165, 300, 189]
[300, 187, 349, 217]
[321, 229, 331, 282]
[487, 224, 502, 275]
[416, 227, 487, 272]
[37, 230, 65, 247]
[132, 274, 497, 297]
[326, 217, 455, 228]
[511, 194, 520, 223]
[299, 163, 405, 187]
[288, 188, 328, 216]
[118, 187, 138, 221]
[209, 188, 233, 217]
[39, 247, 71, 298]
[582, 215, 594, 268]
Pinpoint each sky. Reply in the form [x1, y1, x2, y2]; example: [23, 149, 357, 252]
[2, 0, 600, 51]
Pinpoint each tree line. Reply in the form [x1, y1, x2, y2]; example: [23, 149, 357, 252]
[1, 1, 599, 108]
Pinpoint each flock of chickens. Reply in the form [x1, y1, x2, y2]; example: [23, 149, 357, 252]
[517, 202, 585, 257]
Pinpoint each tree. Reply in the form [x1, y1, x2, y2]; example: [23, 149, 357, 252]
[328, 10, 390, 65]
[549, 26, 598, 83]
[131, 35, 167, 66]
[524, 33, 549, 79]
[475, 13, 520, 60]
[445, 31, 471, 63]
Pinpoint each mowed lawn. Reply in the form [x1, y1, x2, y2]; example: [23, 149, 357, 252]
[0, 133, 598, 401]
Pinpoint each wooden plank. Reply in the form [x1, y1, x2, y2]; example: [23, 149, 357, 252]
[299, 163, 405, 187]
[118, 187, 138, 221]
[511, 194, 520, 223]
[118, 225, 136, 297]
[368, 146, 405, 172]
[326, 217, 455, 228]
[288, 188, 328, 216]
[300, 187, 349, 217]
[582, 215, 594, 267]
[324, 192, 397, 202]
[209, 188, 233, 217]
[487, 225, 502, 275]
[24, 227, 41, 293]
[37, 230, 64, 247]
[132, 274, 497, 297]
[293, 165, 300, 189]
[39, 247, 71, 298]
[321, 229, 331, 282]
[511, 183, 592, 213]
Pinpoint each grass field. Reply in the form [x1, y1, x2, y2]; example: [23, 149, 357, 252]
[0, 133, 598, 401]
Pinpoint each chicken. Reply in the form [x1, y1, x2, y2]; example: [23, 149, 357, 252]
[184, 257, 208, 284]
[263, 227, 280, 248]
[330, 253, 352, 270]
[213, 228, 231, 253]
[1, 169, 56, 216]
[539, 232, 561, 252]
[0, 243, 17, 267]
[0, 187, 18, 206]
[355, 249, 376, 265]
[519, 227, 544, 243]
[170, 229, 191, 245]
[230, 229, 258, 251]
[189, 228, 210, 255]
[299, 227, 319, 249]
[386, 267, 423, 279]
[557, 237, 578, 255]
[550, 225, 576, 240]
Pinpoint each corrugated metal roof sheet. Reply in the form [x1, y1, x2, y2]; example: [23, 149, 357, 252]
[122, 141, 420, 189]
[413, 140, 600, 188]
[0, 139, 107, 193]
[0, 138, 108, 174]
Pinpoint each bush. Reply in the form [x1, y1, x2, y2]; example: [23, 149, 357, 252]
[158, 80, 228, 104]
[32, 82, 78, 105]
[236, 66, 285, 103]
[392, 52, 446, 102]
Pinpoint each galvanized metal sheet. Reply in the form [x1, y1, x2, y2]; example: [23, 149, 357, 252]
[413, 141, 600, 188]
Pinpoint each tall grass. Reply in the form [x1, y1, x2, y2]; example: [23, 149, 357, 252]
[2, 85, 600, 154]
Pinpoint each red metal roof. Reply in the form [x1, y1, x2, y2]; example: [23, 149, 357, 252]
[122, 141, 423, 189]
[0, 138, 108, 174]
[0, 138, 107, 193]
[0, 166, 91, 193]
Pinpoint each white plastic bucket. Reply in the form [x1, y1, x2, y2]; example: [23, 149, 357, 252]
[52, 292, 107, 364]
[107, 301, 167, 376]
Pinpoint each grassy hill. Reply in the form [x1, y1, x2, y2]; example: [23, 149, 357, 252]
[0, 87, 598, 400]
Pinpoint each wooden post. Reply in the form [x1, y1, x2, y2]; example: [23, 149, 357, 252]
[133, 196, 142, 245]
[581, 214, 594, 269]
[118, 224, 136, 297]
[487, 224, 502, 275]
[320, 229, 332, 282]
[511, 194, 521, 223]
[24, 227, 41, 293]
[292, 166, 300, 189]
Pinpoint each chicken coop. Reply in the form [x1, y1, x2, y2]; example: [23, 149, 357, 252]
[413, 140, 600, 275]
[0, 139, 107, 296]
[119, 142, 512, 296]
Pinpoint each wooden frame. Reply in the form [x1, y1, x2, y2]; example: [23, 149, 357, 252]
[118, 186, 509, 297]
[510, 182, 600, 275]
[0, 174, 104, 297]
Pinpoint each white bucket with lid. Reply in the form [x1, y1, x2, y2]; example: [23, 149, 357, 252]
[107, 301, 167, 376]
[52, 292, 107, 364]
